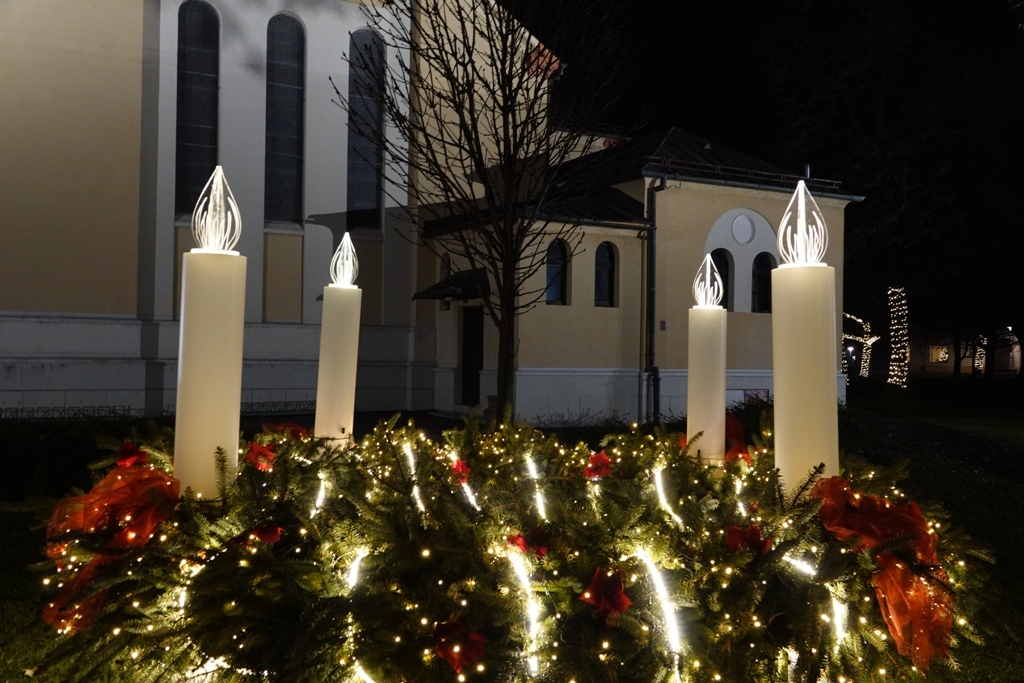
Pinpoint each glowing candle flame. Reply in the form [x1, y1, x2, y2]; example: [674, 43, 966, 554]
[692, 254, 723, 307]
[192, 166, 242, 252]
[330, 233, 359, 286]
[778, 180, 828, 265]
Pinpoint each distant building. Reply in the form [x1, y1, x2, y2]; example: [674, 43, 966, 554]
[0, 2, 860, 421]
[422, 129, 861, 421]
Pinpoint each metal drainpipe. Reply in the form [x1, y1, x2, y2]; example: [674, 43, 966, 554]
[645, 176, 668, 422]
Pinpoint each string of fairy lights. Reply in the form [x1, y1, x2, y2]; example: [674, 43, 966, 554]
[887, 287, 909, 388]
[842, 312, 880, 379]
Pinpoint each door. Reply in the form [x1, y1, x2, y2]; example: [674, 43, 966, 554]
[459, 306, 484, 406]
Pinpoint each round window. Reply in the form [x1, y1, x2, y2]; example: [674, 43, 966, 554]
[732, 214, 755, 244]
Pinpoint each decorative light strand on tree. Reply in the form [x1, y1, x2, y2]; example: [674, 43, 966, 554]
[507, 551, 544, 676]
[887, 287, 909, 388]
[843, 312, 880, 379]
[523, 449, 547, 521]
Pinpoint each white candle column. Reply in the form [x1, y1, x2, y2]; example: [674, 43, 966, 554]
[314, 233, 362, 441]
[687, 254, 727, 463]
[771, 180, 839, 489]
[174, 167, 246, 499]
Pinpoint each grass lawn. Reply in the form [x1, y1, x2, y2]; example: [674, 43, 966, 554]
[2, 379, 1023, 680]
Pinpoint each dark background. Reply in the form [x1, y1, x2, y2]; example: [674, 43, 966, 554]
[521, 0, 1024, 351]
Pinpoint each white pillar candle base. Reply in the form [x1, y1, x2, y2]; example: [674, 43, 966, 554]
[314, 284, 362, 441]
[174, 251, 247, 499]
[687, 306, 727, 463]
[771, 265, 839, 490]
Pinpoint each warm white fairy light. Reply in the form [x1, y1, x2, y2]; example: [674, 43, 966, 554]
[330, 233, 359, 287]
[692, 253, 724, 307]
[778, 180, 828, 265]
[524, 450, 547, 521]
[447, 450, 481, 511]
[784, 554, 817, 576]
[974, 336, 987, 372]
[653, 466, 684, 526]
[353, 661, 377, 683]
[348, 549, 369, 590]
[403, 442, 426, 513]
[311, 472, 327, 517]
[191, 166, 242, 252]
[831, 591, 849, 650]
[637, 549, 683, 655]
[887, 287, 909, 388]
[508, 551, 543, 675]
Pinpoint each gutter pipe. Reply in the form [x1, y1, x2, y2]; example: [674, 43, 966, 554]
[645, 175, 668, 422]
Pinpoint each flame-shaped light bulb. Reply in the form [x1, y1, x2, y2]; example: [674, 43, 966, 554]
[778, 180, 828, 265]
[330, 233, 359, 287]
[192, 166, 242, 252]
[692, 253, 723, 307]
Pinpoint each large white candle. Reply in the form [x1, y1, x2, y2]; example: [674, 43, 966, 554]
[687, 254, 726, 463]
[314, 233, 362, 441]
[174, 167, 247, 499]
[771, 180, 839, 490]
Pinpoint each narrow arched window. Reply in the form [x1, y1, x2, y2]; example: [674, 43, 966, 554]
[265, 15, 305, 223]
[594, 241, 615, 307]
[546, 240, 568, 305]
[711, 248, 733, 311]
[175, 1, 219, 217]
[347, 29, 385, 230]
[751, 252, 775, 313]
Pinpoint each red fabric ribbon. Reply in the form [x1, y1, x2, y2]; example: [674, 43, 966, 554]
[579, 567, 632, 620]
[434, 621, 487, 673]
[811, 476, 952, 669]
[43, 467, 180, 633]
[584, 451, 612, 479]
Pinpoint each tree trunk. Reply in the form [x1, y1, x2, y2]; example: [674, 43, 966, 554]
[493, 288, 518, 423]
[951, 329, 962, 379]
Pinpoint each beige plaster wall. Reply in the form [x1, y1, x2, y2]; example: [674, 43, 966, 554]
[518, 228, 643, 368]
[263, 233, 303, 322]
[0, 0, 142, 314]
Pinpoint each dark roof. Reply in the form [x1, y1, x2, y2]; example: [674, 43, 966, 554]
[412, 268, 489, 302]
[535, 186, 646, 227]
[559, 127, 862, 201]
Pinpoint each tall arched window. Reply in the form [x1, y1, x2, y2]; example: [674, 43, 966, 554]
[546, 240, 568, 305]
[751, 252, 775, 313]
[594, 241, 615, 307]
[265, 15, 305, 223]
[711, 248, 733, 311]
[347, 29, 384, 230]
[175, 1, 220, 217]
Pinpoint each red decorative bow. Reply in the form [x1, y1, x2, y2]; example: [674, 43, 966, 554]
[44, 467, 180, 633]
[811, 476, 952, 669]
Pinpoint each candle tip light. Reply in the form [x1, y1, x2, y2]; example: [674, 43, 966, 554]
[330, 233, 359, 286]
[778, 180, 828, 265]
[192, 166, 242, 252]
[692, 254, 724, 307]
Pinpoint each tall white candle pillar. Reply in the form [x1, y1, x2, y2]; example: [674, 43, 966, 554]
[314, 233, 362, 441]
[174, 167, 247, 499]
[771, 180, 839, 490]
[687, 254, 727, 463]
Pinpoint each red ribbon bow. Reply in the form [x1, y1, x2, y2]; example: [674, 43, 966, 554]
[811, 476, 952, 669]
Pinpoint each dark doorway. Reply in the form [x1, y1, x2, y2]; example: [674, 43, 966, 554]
[459, 306, 484, 406]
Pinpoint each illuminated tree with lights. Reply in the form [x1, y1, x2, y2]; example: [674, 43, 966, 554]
[887, 287, 909, 388]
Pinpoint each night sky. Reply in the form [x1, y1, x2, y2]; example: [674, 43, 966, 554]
[529, 0, 1024, 331]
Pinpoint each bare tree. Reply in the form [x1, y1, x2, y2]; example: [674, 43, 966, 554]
[334, 0, 624, 418]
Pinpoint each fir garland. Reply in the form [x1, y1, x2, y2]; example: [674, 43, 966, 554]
[32, 416, 990, 682]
